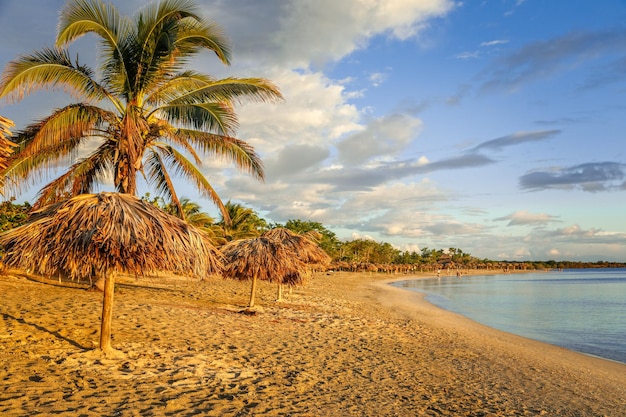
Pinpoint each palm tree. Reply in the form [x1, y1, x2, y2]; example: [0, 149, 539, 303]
[162, 197, 226, 245]
[0, 0, 282, 219]
[218, 201, 268, 243]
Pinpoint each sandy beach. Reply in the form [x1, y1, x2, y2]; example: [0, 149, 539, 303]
[1, 270, 625, 416]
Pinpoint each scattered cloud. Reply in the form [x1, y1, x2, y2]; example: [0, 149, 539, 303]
[494, 210, 560, 226]
[456, 51, 480, 60]
[470, 130, 561, 152]
[203, 0, 455, 69]
[369, 72, 389, 87]
[480, 28, 626, 93]
[336, 113, 423, 165]
[480, 39, 509, 47]
[519, 162, 626, 192]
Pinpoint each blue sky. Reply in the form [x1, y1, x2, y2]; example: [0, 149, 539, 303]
[1, 0, 626, 261]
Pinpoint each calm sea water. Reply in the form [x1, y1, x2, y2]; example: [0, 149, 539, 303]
[392, 268, 626, 364]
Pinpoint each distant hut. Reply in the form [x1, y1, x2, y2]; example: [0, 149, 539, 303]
[262, 228, 330, 300]
[221, 236, 307, 308]
[0, 192, 222, 355]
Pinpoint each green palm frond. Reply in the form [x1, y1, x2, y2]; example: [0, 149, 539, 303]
[147, 74, 282, 108]
[170, 77, 283, 105]
[135, 0, 229, 63]
[158, 102, 237, 134]
[4, 105, 114, 196]
[158, 127, 202, 165]
[0, 48, 108, 103]
[145, 71, 214, 105]
[33, 141, 115, 209]
[57, 0, 129, 48]
[175, 130, 264, 180]
[174, 18, 231, 64]
[57, 0, 134, 103]
[149, 143, 228, 220]
[5, 139, 112, 200]
[143, 147, 183, 217]
[13, 103, 113, 158]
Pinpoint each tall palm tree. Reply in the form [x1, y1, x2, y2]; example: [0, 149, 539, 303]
[0, 0, 281, 219]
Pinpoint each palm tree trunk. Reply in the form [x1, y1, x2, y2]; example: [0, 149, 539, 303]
[248, 273, 258, 307]
[99, 271, 116, 353]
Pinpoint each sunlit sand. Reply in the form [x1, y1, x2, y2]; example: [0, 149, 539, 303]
[1, 270, 624, 416]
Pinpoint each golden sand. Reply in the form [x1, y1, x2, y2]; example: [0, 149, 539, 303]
[1, 270, 624, 416]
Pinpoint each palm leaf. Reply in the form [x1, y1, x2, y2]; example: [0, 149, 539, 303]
[147, 143, 228, 220]
[32, 141, 115, 208]
[0, 48, 108, 102]
[173, 130, 264, 180]
[158, 102, 237, 134]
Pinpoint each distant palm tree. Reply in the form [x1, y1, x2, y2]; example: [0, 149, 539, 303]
[0, 0, 281, 219]
[165, 197, 226, 245]
[218, 201, 268, 242]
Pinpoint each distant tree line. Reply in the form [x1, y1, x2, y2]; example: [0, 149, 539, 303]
[1, 198, 624, 270]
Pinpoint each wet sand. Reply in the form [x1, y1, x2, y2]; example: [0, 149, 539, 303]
[1, 270, 624, 416]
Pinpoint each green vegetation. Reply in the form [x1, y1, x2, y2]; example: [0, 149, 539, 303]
[0, 200, 30, 233]
[1, 198, 624, 270]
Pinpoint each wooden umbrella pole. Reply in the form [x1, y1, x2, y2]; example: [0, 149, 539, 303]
[248, 273, 258, 308]
[99, 271, 116, 353]
[277, 283, 283, 302]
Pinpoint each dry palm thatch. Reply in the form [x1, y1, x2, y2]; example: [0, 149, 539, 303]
[0, 116, 16, 181]
[262, 228, 330, 264]
[221, 236, 306, 308]
[262, 228, 330, 300]
[0, 192, 222, 355]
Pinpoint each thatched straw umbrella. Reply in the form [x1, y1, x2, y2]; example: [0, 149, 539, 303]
[0, 192, 222, 355]
[261, 228, 330, 301]
[221, 236, 307, 308]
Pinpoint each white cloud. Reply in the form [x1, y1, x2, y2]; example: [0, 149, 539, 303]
[480, 39, 509, 47]
[204, 0, 454, 70]
[369, 72, 389, 87]
[494, 210, 560, 226]
[336, 113, 423, 165]
[234, 69, 362, 154]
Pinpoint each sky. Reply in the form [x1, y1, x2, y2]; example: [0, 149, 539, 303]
[1, 0, 626, 262]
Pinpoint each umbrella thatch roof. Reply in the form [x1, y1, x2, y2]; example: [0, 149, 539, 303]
[262, 227, 330, 265]
[0, 192, 222, 280]
[221, 236, 306, 285]
[221, 236, 310, 307]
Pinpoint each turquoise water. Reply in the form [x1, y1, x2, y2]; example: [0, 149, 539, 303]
[392, 269, 626, 364]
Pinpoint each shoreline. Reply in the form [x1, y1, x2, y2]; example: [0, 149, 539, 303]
[375, 274, 626, 366]
[1, 270, 625, 415]
[386, 269, 626, 366]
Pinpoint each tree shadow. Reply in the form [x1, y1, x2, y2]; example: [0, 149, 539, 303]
[2, 312, 88, 350]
